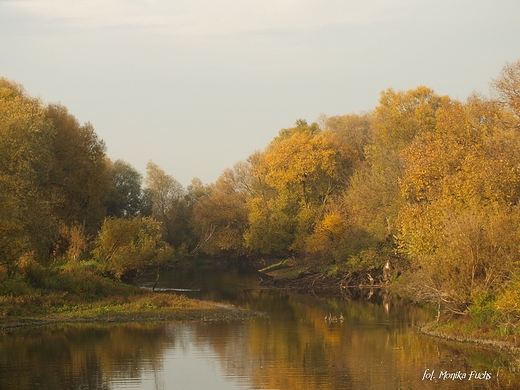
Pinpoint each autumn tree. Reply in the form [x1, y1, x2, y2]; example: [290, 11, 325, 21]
[492, 59, 520, 126]
[192, 163, 251, 256]
[0, 80, 112, 271]
[245, 121, 359, 256]
[186, 177, 212, 205]
[144, 161, 191, 248]
[0, 79, 55, 271]
[347, 87, 449, 241]
[303, 196, 358, 264]
[46, 103, 109, 238]
[324, 112, 373, 160]
[93, 217, 172, 280]
[397, 94, 520, 312]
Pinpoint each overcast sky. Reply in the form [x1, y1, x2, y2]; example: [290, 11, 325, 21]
[1, 1, 519, 186]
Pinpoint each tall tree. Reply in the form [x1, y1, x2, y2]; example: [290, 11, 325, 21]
[144, 161, 189, 247]
[105, 159, 144, 218]
[397, 95, 520, 312]
[245, 123, 359, 256]
[192, 163, 251, 256]
[324, 112, 373, 160]
[0, 79, 55, 270]
[46, 103, 109, 237]
[492, 59, 520, 126]
[347, 86, 449, 241]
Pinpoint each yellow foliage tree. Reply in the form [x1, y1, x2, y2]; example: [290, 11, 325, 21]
[397, 95, 520, 311]
[192, 162, 250, 255]
[347, 86, 449, 242]
[93, 217, 172, 280]
[245, 122, 359, 256]
[0, 79, 55, 271]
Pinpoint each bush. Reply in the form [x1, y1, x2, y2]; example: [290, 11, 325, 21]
[493, 275, 520, 333]
[468, 292, 498, 327]
[17, 251, 49, 288]
[0, 274, 30, 296]
[93, 217, 173, 280]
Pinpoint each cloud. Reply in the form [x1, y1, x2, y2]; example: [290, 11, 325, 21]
[4, 0, 410, 35]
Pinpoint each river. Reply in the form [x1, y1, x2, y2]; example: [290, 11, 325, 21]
[0, 262, 518, 389]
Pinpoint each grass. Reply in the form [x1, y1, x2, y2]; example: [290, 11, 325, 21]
[418, 314, 520, 355]
[0, 264, 262, 330]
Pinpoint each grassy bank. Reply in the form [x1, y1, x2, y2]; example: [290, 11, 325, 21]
[0, 292, 263, 331]
[419, 319, 520, 355]
[0, 264, 262, 330]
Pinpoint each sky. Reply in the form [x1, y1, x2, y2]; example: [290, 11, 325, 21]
[1, 1, 520, 186]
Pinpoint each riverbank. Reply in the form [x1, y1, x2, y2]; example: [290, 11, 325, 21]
[0, 291, 263, 331]
[259, 259, 520, 355]
[418, 319, 520, 355]
[258, 258, 387, 296]
[0, 264, 264, 331]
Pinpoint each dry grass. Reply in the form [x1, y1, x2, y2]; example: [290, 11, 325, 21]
[419, 318, 520, 355]
[0, 266, 263, 330]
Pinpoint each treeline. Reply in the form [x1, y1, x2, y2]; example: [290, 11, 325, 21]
[0, 79, 189, 283]
[2, 60, 520, 330]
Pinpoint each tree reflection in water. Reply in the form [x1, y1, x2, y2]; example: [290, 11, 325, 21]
[0, 271, 519, 389]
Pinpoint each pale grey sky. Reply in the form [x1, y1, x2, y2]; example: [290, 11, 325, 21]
[1, 0, 519, 185]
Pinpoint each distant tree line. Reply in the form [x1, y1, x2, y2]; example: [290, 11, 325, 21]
[1, 60, 520, 330]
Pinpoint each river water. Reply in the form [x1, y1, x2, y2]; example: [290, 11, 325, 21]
[0, 263, 519, 389]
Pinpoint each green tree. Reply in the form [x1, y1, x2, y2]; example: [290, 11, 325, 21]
[46, 103, 109, 237]
[105, 160, 144, 218]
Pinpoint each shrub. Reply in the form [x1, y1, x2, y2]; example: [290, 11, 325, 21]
[0, 274, 30, 296]
[493, 275, 520, 333]
[93, 217, 173, 280]
[468, 292, 498, 327]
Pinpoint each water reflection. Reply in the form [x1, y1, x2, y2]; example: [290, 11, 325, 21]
[0, 323, 180, 390]
[186, 289, 519, 389]
[1, 265, 519, 389]
[0, 322, 255, 390]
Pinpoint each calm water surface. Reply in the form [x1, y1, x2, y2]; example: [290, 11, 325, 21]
[1, 263, 519, 389]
